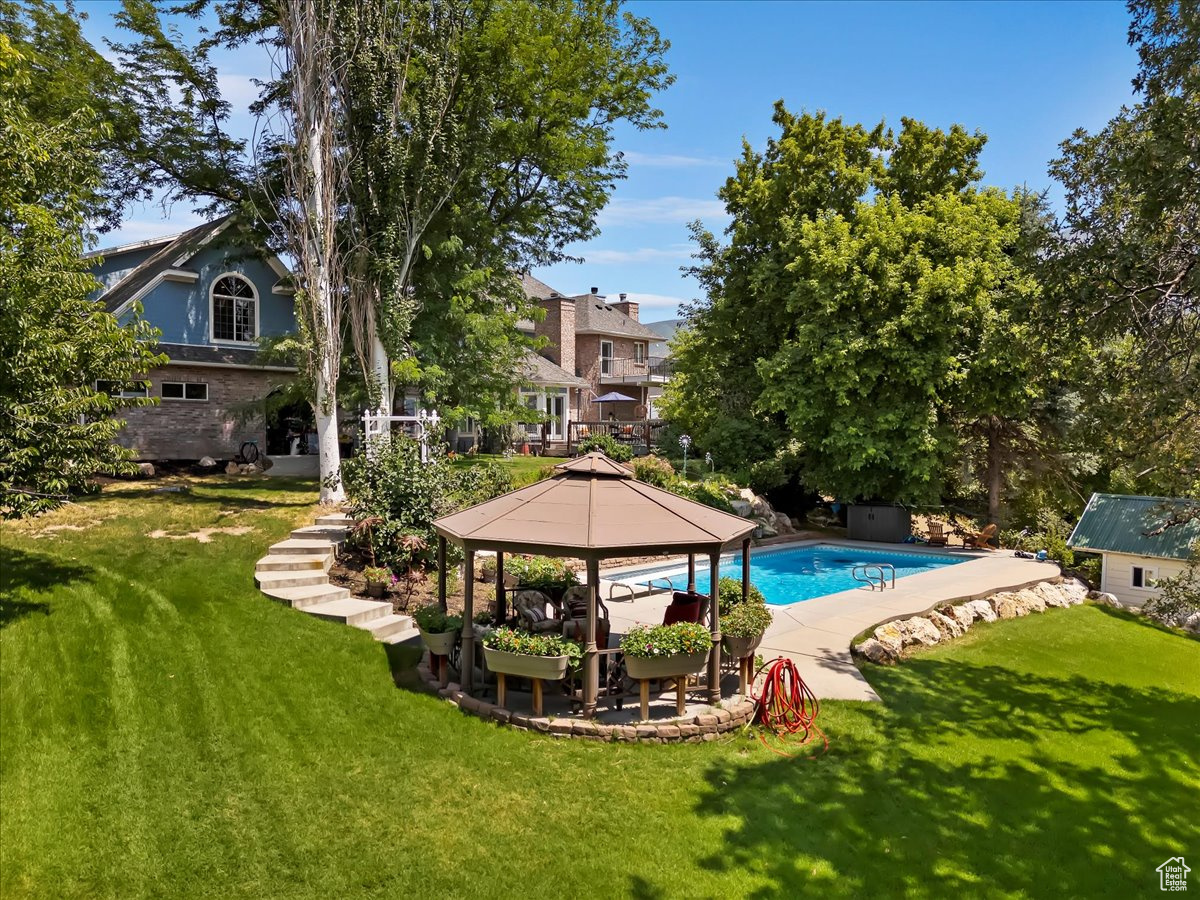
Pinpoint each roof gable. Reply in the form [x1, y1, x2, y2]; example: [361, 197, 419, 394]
[573, 295, 660, 339]
[1068, 493, 1200, 561]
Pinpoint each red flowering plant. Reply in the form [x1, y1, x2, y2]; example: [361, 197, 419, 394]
[619, 622, 712, 659]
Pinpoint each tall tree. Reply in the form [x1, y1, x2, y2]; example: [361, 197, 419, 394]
[666, 107, 1059, 516]
[1048, 0, 1199, 498]
[0, 35, 165, 516]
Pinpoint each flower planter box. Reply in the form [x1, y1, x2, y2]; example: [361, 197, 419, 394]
[625, 649, 710, 681]
[365, 581, 388, 599]
[482, 647, 570, 682]
[420, 629, 458, 657]
[722, 633, 764, 660]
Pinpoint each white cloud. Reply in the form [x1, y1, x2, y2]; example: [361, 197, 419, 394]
[598, 196, 728, 227]
[217, 73, 264, 107]
[620, 150, 725, 168]
[584, 245, 694, 265]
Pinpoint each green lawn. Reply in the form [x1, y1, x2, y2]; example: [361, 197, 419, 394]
[2, 479, 1197, 898]
[451, 452, 555, 486]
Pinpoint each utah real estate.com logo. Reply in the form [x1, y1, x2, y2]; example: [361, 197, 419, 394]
[1158, 857, 1190, 892]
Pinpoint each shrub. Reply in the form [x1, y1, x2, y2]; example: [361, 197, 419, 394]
[723, 601, 774, 638]
[339, 436, 513, 566]
[362, 565, 392, 584]
[620, 622, 712, 658]
[503, 555, 579, 593]
[1001, 507, 1075, 566]
[1144, 551, 1200, 629]
[576, 433, 633, 462]
[482, 626, 583, 666]
[672, 479, 736, 514]
[631, 454, 676, 488]
[717, 576, 766, 614]
[413, 603, 463, 634]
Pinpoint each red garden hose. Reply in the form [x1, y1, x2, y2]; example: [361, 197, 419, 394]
[751, 657, 829, 758]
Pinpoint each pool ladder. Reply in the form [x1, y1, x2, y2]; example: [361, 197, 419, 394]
[852, 563, 895, 591]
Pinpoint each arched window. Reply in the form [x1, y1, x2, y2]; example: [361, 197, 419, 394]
[211, 274, 257, 343]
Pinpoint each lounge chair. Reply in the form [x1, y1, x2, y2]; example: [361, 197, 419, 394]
[965, 523, 998, 549]
[512, 590, 563, 634]
[927, 520, 949, 548]
[662, 590, 709, 626]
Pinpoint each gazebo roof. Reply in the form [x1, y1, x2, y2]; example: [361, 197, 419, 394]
[433, 452, 756, 558]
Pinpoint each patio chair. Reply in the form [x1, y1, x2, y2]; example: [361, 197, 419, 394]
[927, 520, 949, 548]
[965, 523, 998, 549]
[662, 590, 708, 626]
[512, 589, 563, 634]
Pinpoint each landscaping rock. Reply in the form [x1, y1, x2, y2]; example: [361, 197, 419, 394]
[774, 511, 795, 535]
[137, 462, 155, 477]
[225, 461, 240, 475]
[900, 616, 941, 646]
[198, 456, 217, 468]
[753, 517, 778, 538]
[992, 594, 1021, 619]
[1016, 588, 1046, 614]
[730, 499, 753, 518]
[962, 599, 998, 623]
[548, 720, 573, 736]
[872, 621, 905, 655]
[1093, 592, 1122, 607]
[855, 637, 899, 665]
[1035, 582, 1072, 608]
[928, 610, 964, 640]
[940, 604, 976, 631]
[1059, 579, 1089, 605]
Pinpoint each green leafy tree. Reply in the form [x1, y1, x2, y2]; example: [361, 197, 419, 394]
[0, 36, 165, 517]
[1048, 0, 1199, 499]
[666, 107, 1061, 514]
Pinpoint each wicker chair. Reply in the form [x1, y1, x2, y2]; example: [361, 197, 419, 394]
[511, 590, 563, 634]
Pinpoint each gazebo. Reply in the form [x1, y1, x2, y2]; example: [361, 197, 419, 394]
[432, 452, 757, 718]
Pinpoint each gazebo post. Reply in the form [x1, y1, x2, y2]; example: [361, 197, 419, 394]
[687, 554, 696, 593]
[741, 538, 751, 602]
[495, 551, 506, 624]
[437, 536, 447, 611]
[707, 551, 721, 704]
[462, 549, 475, 694]
[583, 557, 600, 718]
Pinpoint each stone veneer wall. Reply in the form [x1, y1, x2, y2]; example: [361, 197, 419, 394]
[115, 364, 294, 460]
[416, 657, 758, 743]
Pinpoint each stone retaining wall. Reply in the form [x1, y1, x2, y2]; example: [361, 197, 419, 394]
[416, 659, 758, 743]
[852, 577, 1103, 665]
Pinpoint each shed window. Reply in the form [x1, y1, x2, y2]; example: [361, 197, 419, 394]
[1132, 566, 1156, 588]
[161, 381, 208, 401]
[212, 274, 257, 343]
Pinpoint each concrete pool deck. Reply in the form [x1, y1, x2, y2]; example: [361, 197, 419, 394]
[598, 540, 1059, 701]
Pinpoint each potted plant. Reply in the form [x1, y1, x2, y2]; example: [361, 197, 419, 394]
[722, 601, 773, 659]
[504, 555, 580, 601]
[413, 603, 462, 657]
[620, 622, 713, 680]
[717, 576, 767, 614]
[481, 626, 583, 682]
[362, 565, 393, 599]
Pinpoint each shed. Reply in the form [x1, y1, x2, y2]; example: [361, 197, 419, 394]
[1067, 493, 1199, 605]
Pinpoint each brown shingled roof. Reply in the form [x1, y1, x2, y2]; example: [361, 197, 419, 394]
[434, 452, 755, 559]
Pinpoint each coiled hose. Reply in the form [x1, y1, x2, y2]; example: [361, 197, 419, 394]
[751, 657, 829, 757]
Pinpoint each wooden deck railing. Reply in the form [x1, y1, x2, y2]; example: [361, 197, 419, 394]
[567, 419, 666, 455]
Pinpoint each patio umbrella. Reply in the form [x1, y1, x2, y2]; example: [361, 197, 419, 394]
[592, 391, 637, 403]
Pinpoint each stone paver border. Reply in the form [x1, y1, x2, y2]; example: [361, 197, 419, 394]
[415, 658, 758, 743]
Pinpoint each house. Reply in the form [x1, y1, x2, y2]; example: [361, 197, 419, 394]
[517, 275, 669, 451]
[86, 216, 301, 461]
[1067, 493, 1200, 606]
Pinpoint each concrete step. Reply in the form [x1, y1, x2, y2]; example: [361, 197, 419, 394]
[255, 553, 332, 573]
[261, 583, 351, 608]
[290, 525, 349, 543]
[270, 538, 338, 556]
[315, 512, 354, 527]
[255, 570, 330, 591]
[354, 613, 415, 640]
[380, 626, 422, 645]
[303, 597, 393, 626]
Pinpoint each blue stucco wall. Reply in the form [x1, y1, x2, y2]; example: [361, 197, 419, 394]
[89, 245, 164, 298]
[104, 243, 295, 344]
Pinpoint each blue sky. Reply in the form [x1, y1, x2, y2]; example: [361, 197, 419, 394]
[82, 0, 1138, 322]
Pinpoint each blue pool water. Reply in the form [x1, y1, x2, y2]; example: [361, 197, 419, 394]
[615, 543, 967, 606]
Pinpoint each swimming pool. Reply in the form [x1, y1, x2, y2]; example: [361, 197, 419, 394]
[612, 543, 968, 606]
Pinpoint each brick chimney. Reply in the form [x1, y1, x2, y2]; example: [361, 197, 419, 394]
[533, 295, 576, 376]
[611, 292, 639, 322]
